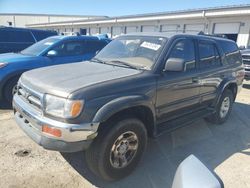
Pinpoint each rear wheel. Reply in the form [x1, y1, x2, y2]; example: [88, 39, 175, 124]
[3, 77, 19, 105]
[85, 117, 147, 181]
[205, 89, 234, 124]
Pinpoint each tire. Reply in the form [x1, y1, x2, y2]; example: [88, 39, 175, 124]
[205, 89, 234, 124]
[85, 117, 147, 181]
[3, 77, 19, 105]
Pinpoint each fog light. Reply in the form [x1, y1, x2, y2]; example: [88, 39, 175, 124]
[42, 125, 62, 137]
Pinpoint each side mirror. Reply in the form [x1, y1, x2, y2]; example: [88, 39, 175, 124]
[164, 58, 185, 72]
[172, 155, 224, 188]
[239, 46, 246, 50]
[47, 50, 58, 57]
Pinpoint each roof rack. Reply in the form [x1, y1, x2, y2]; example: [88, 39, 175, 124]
[197, 31, 228, 39]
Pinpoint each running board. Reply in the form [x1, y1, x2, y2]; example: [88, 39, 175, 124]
[156, 108, 215, 137]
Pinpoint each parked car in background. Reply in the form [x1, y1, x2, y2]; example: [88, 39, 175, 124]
[240, 47, 250, 80]
[13, 33, 244, 180]
[0, 26, 57, 54]
[0, 35, 111, 104]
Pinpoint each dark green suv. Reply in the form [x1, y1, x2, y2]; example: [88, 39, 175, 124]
[13, 33, 244, 181]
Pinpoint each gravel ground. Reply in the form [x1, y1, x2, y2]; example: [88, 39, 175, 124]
[0, 81, 250, 188]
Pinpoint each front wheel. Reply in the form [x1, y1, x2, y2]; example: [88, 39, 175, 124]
[205, 89, 234, 124]
[85, 117, 147, 181]
[3, 77, 19, 105]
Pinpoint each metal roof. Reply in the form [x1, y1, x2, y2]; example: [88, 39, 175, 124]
[0, 13, 107, 18]
[108, 4, 250, 19]
[26, 4, 250, 28]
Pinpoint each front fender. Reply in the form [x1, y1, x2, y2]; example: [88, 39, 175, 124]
[92, 95, 155, 123]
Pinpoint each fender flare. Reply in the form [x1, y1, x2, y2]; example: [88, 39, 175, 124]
[92, 95, 156, 133]
[213, 78, 237, 107]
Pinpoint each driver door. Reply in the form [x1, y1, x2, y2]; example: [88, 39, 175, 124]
[156, 38, 201, 123]
[46, 41, 86, 65]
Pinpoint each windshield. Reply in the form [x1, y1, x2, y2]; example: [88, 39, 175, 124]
[95, 36, 167, 70]
[21, 37, 60, 56]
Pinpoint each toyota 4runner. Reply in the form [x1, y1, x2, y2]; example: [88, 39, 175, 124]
[13, 33, 245, 181]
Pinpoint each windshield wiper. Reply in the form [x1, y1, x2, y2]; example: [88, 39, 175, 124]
[108, 60, 143, 70]
[91, 57, 107, 64]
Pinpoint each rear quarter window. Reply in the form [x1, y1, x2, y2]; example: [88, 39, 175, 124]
[0, 30, 8, 42]
[31, 30, 57, 41]
[0, 29, 35, 43]
[218, 40, 241, 65]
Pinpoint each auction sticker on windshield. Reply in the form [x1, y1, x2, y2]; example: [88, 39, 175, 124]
[140, 42, 161, 51]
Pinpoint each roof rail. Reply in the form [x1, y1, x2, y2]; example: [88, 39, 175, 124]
[198, 31, 228, 39]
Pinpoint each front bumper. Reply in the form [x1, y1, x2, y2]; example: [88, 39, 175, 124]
[244, 64, 250, 80]
[13, 94, 99, 152]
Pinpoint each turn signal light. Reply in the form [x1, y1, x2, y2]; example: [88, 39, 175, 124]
[42, 125, 62, 137]
[70, 101, 83, 117]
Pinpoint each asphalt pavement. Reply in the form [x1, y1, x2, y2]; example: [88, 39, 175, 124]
[0, 81, 249, 188]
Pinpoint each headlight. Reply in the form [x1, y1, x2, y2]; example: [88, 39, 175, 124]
[44, 94, 84, 118]
[0, 62, 8, 68]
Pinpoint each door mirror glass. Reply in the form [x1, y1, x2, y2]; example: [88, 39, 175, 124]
[172, 155, 223, 188]
[164, 58, 185, 72]
[47, 50, 58, 57]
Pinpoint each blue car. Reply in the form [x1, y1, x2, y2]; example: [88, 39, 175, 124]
[0, 26, 57, 54]
[0, 35, 111, 104]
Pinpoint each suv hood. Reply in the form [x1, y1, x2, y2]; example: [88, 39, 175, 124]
[20, 61, 142, 97]
[0, 52, 36, 63]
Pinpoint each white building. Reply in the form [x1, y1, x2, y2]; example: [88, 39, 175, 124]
[0, 13, 107, 28]
[20, 5, 250, 47]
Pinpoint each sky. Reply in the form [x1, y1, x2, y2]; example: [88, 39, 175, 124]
[0, 0, 250, 17]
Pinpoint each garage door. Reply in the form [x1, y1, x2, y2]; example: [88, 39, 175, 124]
[161, 24, 179, 33]
[213, 23, 240, 34]
[100, 27, 109, 34]
[90, 28, 99, 35]
[112, 26, 123, 38]
[126, 26, 138, 33]
[142, 25, 156, 32]
[185, 24, 205, 34]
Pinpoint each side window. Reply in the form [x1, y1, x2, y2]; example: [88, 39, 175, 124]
[32, 30, 56, 41]
[0, 30, 34, 43]
[198, 41, 221, 69]
[0, 30, 8, 42]
[52, 41, 84, 56]
[168, 39, 196, 71]
[9, 30, 35, 43]
[219, 41, 241, 65]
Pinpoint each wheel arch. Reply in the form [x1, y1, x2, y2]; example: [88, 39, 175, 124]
[214, 79, 238, 107]
[92, 96, 157, 137]
[0, 70, 25, 100]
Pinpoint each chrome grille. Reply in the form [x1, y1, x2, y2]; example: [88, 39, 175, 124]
[17, 84, 43, 110]
[242, 55, 250, 65]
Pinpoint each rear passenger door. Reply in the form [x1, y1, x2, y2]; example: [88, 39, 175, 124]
[156, 38, 200, 123]
[197, 40, 224, 106]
